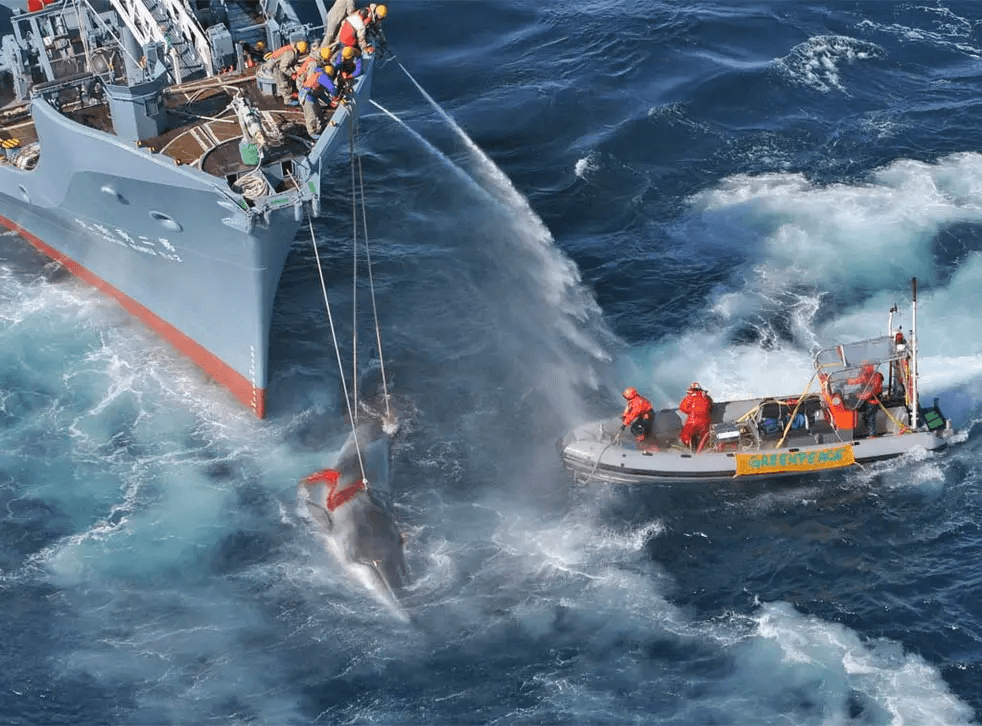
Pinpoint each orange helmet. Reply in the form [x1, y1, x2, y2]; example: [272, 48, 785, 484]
[622, 387, 638, 400]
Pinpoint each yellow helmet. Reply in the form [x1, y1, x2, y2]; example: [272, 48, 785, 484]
[374, 4, 387, 19]
[323, 64, 336, 77]
[255, 40, 265, 51]
[295, 40, 309, 54]
[341, 46, 355, 60]
[319, 47, 332, 61]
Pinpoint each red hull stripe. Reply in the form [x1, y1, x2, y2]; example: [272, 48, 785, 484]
[0, 213, 266, 418]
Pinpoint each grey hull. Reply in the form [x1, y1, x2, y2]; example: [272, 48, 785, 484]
[0, 66, 373, 416]
[562, 408, 952, 485]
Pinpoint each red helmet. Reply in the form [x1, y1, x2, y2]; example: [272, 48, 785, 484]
[622, 387, 638, 400]
[862, 364, 874, 374]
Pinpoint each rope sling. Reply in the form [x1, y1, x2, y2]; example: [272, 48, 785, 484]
[306, 100, 391, 485]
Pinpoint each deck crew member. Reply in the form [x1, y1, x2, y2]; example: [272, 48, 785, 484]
[332, 45, 362, 83]
[679, 382, 713, 451]
[298, 64, 340, 138]
[323, 0, 355, 47]
[849, 363, 883, 437]
[261, 39, 309, 105]
[294, 46, 332, 87]
[336, 3, 387, 54]
[242, 40, 265, 68]
[621, 387, 654, 443]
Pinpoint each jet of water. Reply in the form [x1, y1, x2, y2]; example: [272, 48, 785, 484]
[371, 82, 617, 426]
[369, 99, 495, 204]
[397, 62, 552, 242]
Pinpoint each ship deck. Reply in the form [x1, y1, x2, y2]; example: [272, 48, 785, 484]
[0, 65, 331, 187]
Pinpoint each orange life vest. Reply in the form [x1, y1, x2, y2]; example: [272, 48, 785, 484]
[270, 43, 296, 59]
[293, 55, 318, 80]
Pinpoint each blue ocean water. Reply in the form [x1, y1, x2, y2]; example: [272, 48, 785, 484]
[3, 0, 982, 723]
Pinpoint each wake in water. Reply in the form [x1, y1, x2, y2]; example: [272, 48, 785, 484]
[623, 152, 982, 417]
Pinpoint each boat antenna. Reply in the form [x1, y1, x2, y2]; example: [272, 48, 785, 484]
[910, 277, 919, 430]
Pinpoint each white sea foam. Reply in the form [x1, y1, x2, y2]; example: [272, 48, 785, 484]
[734, 602, 976, 725]
[573, 153, 597, 179]
[858, 8, 982, 62]
[774, 35, 885, 93]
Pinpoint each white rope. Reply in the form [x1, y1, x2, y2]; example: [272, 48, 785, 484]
[352, 103, 392, 420]
[308, 212, 367, 484]
[349, 107, 359, 427]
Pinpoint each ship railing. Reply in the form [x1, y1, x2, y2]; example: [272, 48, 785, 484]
[105, 0, 213, 82]
[30, 45, 122, 110]
[33, 69, 107, 109]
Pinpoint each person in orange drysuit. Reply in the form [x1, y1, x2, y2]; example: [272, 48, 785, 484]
[679, 382, 713, 451]
[621, 387, 654, 442]
[849, 363, 883, 437]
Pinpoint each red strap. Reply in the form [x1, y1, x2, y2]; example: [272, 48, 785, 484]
[327, 479, 366, 510]
[301, 468, 366, 511]
[302, 468, 340, 486]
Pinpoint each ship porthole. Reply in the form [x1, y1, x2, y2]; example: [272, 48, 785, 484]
[149, 211, 182, 232]
[18, 185, 29, 204]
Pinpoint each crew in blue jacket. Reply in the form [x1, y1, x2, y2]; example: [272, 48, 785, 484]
[298, 64, 340, 138]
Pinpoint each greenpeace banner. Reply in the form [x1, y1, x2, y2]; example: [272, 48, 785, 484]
[735, 445, 855, 477]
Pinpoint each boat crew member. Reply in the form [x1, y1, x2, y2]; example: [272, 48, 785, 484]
[337, 3, 387, 54]
[261, 39, 310, 105]
[299, 64, 340, 138]
[621, 387, 654, 443]
[679, 382, 713, 451]
[891, 329, 910, 401]
[849, 363, 883, 437]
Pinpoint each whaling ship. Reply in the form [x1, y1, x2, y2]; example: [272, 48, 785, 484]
[0, 0, 376, 416]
